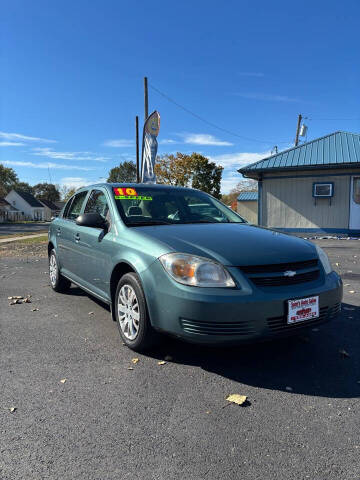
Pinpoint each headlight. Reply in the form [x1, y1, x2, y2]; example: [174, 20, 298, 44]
[159, 253, 236, 287]
[315, 245, 332, 274]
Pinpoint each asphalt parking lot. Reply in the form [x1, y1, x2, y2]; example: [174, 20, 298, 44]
[1, 239, 360, 480]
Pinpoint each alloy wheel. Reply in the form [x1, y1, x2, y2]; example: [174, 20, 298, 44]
[49, 253, 57, 287]
[117, 284, 140, 340]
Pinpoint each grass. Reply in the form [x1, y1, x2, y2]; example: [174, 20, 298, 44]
[18, 235, 48, 244]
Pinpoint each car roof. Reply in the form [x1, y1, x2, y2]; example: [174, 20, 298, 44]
[84, 183, 200, 192]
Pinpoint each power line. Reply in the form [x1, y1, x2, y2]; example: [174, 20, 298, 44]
[149, 83, 290, 145]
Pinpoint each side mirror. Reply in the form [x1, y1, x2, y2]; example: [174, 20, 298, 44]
[76, 212, 106, 229]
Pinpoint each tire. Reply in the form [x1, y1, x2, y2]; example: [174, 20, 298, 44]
[115, 272, 158, 352]
[49, 249, 71, 293]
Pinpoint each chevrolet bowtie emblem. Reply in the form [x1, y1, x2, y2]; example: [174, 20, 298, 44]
[284, 270, 296, 277]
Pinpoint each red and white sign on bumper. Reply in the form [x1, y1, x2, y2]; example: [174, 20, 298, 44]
[287, 296, 319, 324]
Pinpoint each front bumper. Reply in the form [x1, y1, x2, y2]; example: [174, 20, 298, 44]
[142, 261, 343, 345]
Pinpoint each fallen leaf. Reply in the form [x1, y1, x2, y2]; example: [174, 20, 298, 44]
[164, 355, 173, 362]
[344, 284, 351, 287]
[9, 407, 17, 413]
[127, 367, 134, 370]
[88, 312, 94, 315]
[226, 394, 247, 406]
[9, 299, 22, 305]
[206, 410, 211, 414]
[131, 358, 139, 364]
[12, 296, 23, 299]
[23, 297, 31, 303]
[31, 308, 39, 311]
[339, 349, 350, 358]
[335, 262, 340, 266]
[157, 361, 166, 365]
[60, 378, 67, 383]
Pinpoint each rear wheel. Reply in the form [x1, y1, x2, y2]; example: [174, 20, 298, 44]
[49, 249, 71, 292]
[115, 272, 158, 351]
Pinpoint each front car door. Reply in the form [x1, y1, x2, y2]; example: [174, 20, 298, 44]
[349, 177, 360, 230]
[56, 190, 89, 277]
[72, 188, 115, 301]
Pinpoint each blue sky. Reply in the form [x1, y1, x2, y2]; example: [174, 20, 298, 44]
[1, 0, 359, 193]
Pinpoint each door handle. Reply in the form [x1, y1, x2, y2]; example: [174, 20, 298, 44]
[74, 233, 80, 242]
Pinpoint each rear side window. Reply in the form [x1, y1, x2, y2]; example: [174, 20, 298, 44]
[84, 190, 110, 220]
[66, 191, 88, 220]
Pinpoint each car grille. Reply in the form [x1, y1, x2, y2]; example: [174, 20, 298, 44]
[238, 259, 320, 287]
[180, 318, 255, 336]
[267, 303, 341, 333]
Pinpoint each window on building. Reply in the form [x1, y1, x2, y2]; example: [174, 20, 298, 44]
[313, 183, 334, 198]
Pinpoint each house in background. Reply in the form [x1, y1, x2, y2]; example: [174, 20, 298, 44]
[0, 198, 23, 223]
[237, 191, 258, 224]
[5, 190, 45, 221]
[39, 199, 60, 221]
[239, 131, 360, 235]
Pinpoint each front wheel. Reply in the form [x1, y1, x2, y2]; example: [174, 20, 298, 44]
[49, 249, 71, 292]
[115, 272, 158, 352]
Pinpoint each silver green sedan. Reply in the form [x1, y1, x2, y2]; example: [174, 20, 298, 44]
[48, 183, 343, 351]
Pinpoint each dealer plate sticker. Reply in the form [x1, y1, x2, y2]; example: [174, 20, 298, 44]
[287, 296, 319, 324]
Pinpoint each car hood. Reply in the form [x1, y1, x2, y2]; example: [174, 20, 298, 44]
[135, 223, 317, 266]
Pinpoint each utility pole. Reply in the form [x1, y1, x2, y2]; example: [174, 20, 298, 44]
[135, 116, 140, 183]
[144, 76, 149, 121]
[294, 113, 302, 146]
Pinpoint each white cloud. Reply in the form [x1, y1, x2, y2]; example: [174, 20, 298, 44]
[209, 151, 270, 169]
[234, 93, 300, 103]
[2, 160, 95, 171]
[32, 147, 109, 162]
[103, 139, 134, 147]
[60, 177, 93, 189]
[160, 139, 177, 145]
[238, 72, 264, 77]
[0, 131, 56, 143]
[0, 141, 25, 147]
[208, 150, 270, 194]
[183, 134, 233, 146]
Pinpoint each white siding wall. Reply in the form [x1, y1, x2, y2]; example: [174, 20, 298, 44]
[261, 172, 352, 229]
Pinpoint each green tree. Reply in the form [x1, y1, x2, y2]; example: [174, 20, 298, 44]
[107, 161, 137, 183]
[154, 153, 193, 186]
[60, 185, 77, 201]
[0, 164, 19, 197]
[155, 153, 223, 198]
[14, 182, 34, 195]
[190, 153, 223, 199]
[33, 182, 61, 202]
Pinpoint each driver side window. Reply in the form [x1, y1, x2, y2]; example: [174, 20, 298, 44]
[65, 191, 88, 221]
[84, 189, 111, 223]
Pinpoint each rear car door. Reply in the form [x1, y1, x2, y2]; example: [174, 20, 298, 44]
[56, 190, 89, 277]
[72, 188, 115, 300]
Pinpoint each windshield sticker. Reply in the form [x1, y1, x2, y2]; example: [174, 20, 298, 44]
[113, 187, 152, 201]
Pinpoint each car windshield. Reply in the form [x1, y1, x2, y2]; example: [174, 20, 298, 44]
[112, 186, 247, 226]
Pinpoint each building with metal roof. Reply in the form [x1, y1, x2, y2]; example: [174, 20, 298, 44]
[237, 191, 258, 201]
[239, 131, 360, 235]
[236, 191, 258, 224]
